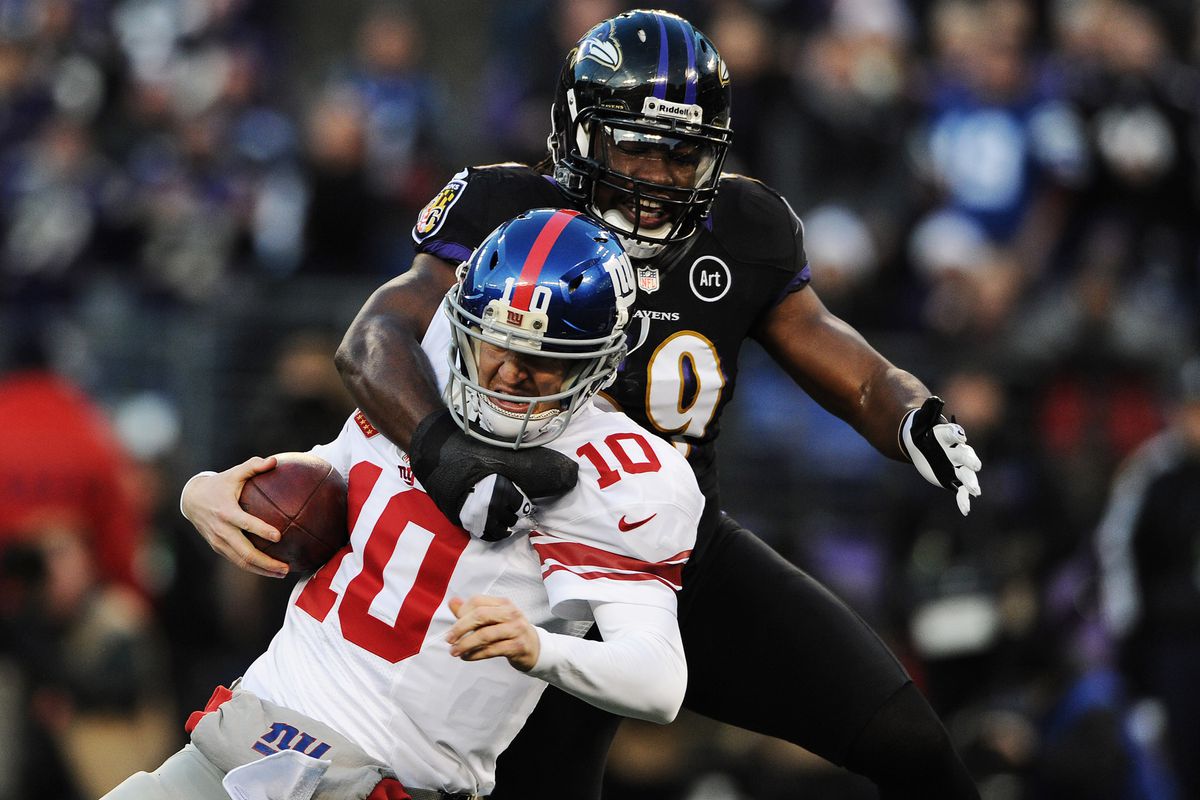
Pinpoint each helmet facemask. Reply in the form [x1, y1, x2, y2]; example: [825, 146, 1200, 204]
[444, 292, 627, 449]
[442, 209, 635, 450]
[556, 101, 729, 259]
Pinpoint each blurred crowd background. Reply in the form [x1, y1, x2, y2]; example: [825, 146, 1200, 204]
[1, 0, 1198, 798]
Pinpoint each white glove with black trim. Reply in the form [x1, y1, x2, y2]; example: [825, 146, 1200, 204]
[457, 474, 538, 541]
[899, 396, 983, 516]
[409, 408, 574, 541]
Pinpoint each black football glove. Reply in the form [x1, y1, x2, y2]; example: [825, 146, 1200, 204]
[409, 408, 579, 541]
[899, 396, 983, 516]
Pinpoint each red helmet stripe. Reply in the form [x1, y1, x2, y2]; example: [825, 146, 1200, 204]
[511, 209, 581, 310]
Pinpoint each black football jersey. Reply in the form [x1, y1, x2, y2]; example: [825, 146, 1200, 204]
[412, 163, 809, 527]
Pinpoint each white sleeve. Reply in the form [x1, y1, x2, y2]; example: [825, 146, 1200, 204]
[525, 600, 686, 724]
[178, 471, 218, 519]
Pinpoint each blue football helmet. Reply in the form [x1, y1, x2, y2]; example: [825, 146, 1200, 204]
[444, 208, 636, 448]
[550, 10, 733, 259]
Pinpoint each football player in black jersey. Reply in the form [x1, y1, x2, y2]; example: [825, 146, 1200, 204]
[215, 9, 983, 799]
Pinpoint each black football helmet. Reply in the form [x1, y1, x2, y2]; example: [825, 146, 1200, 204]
[550, 10, 732, 259]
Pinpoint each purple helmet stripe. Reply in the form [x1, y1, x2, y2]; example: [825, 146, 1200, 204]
[652, 14, 669, 100]
[679, 17, 696, 105]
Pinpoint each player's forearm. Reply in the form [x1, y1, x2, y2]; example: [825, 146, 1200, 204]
[772, 339, 928, 461]
[336, 261, 454, 449]
[757, 288, 930, 461]
[337, 310, 442, 449]
[859, 364, 931, 461]
[527, 603, 686, 724]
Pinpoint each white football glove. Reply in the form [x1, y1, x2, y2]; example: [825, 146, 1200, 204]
[899, 396, 983, 516]
[409, 408, 573, 541]
[457, 474, 538, 541]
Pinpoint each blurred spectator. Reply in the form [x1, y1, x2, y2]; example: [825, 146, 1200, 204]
[757, 0, 919, 330]
[107, 0, 304, 299]
[310, 2, 450, 274]
[708, 2, 788, 177]
[480, 0, 623, 166]
[299, 87, 377, 274]
[914, 0, 1087, 271]
[908, 213, 1025, 345]
[883, 367, 1046, 715]
[110, 390, 227, 725]
[988, 207, 1185, 558]
[0, 335, 147, 593]
[798, 203, 882, 323]
[234, 327, 354, 460]
[1, 115, 128, 303]
[0, 534, 85, 800]
[930, 540, 1180, 800]
[346, 3, 444, 200]
[1097, 356, 1200, 798]
[1053, 0, 1200, 314]
[955, 654, 1178, 799]
[0, 17, 56, 154]
[1030, 666, 1178, 800]
[0, 521, 172, 799]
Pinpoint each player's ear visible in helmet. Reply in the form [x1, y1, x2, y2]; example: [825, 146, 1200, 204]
[549, 10, 733, 259]
[444, 209, 636, 449]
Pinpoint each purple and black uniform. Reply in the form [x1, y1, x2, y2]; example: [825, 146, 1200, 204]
[412, 164, 970, 799]
[416, 165, 808, 537]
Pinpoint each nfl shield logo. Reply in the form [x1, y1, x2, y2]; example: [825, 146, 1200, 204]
[637, 266, 660, 294]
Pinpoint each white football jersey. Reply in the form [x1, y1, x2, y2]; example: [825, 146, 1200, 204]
[241, 316, 701, 795]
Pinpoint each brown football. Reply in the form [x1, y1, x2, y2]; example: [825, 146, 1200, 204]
[239, 452, 349, 575]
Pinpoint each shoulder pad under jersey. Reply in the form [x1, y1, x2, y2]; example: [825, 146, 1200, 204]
[706, 174, 807, 274]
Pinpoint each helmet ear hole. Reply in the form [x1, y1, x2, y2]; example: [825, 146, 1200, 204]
[489, 250, 500, 270]
[567, 274, 585, 294]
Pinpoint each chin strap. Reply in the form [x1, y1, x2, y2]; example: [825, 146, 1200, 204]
[596, 207, 669, 259]
[617, 234, 668, 260]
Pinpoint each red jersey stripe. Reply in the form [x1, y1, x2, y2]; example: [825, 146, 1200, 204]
[542, 562, 683, 590]
[531, 535, 690, 566]
[532, 537, 690, 584]
[510, 209, 580, 311]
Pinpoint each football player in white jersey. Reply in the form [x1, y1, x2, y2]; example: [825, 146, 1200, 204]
[103, 209, 702, 800]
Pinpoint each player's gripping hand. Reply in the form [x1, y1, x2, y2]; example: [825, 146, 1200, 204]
[446, 595, 541, 672]
[180, 456, 290, 578]
[409, 408, 577, 541]
[900, 396, 983, 516]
